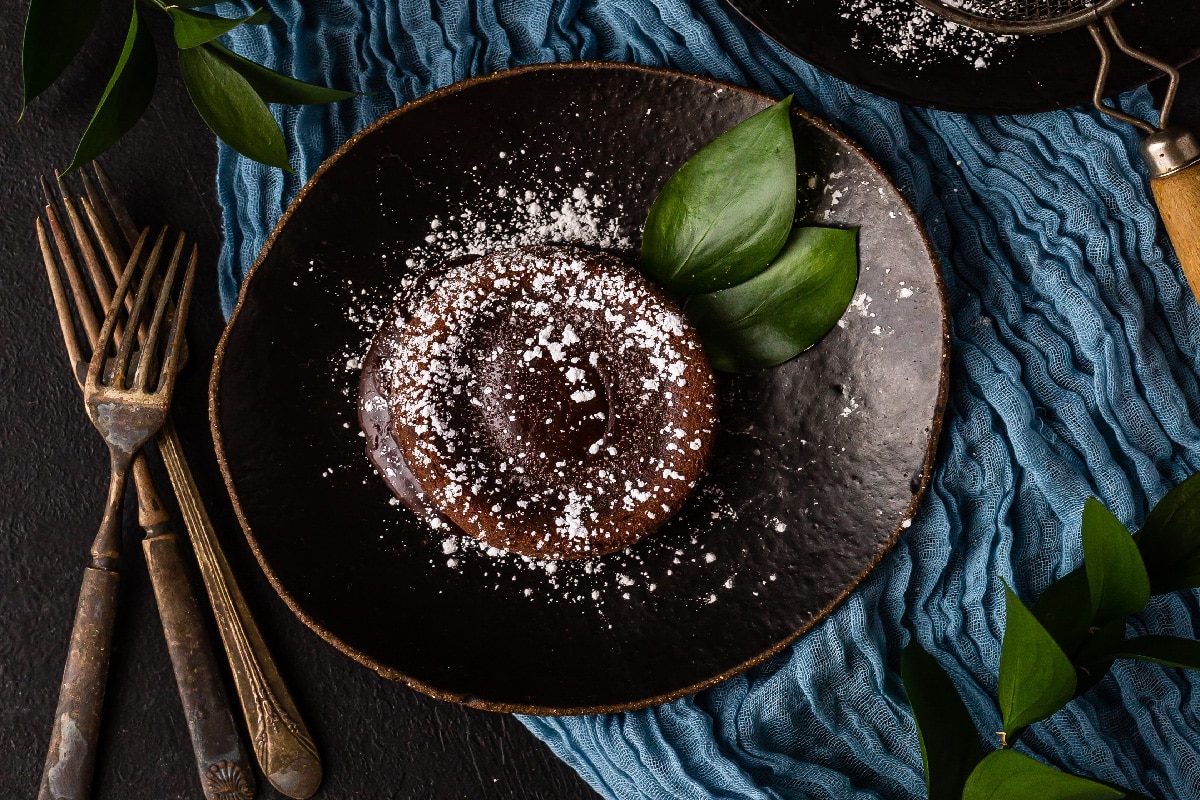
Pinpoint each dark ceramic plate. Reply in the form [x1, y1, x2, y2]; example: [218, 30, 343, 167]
[211, 63, 948, 714]
[724, 0, 1200, 113]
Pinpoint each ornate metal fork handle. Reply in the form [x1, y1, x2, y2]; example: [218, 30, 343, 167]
[158, 420, 321, 799]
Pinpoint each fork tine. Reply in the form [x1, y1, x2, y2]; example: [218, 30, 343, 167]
[88, 228, 149, 389]
[52, 173, 117, 315]
[112, 227, 167, 388]
[37, 217, 87, 387]
[79, 168, 124, 259]
[136, 232, 187, 392]
[92, 162, 139, 250]
[156, 243, 198, 395]
[81, 195, 126, 298]
[40, 176, 100, 345]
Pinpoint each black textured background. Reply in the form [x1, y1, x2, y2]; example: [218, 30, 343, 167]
[0, 7, 595, 799]
[3, 2, 1199, 798]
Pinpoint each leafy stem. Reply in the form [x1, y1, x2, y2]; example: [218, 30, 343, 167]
[902, 471, 1200, 799]
[20, 0, 357, 170]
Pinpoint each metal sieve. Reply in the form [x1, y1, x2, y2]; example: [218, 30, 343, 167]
[913, 0, 1200, 304]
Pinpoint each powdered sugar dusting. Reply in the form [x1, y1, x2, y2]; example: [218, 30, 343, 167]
[387, 246, 716, 559]
[838, 0, 1014, 71]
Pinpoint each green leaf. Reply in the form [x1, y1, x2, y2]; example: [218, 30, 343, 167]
[1072, 618, 1126, 696]
[1031, 567, 1126, 696]
[21, 0, 101, 111]
[900, 641, 984, 800]
[1137, 472, 1200, 594]
[683, 226, 858, 372]
[963, 750, 1126, 800]
[1114, 635, 1200, 670]
[641, 96, 796, 294]
[1081, 498, 1150, 625]
[206, 43, 358, 104]
[65, 4, 156, 173]
[178, 44, 290, 171]
[998, 581, 1077, 736]
[1032, 567, 1093, 657]
[168, 7, 271, 49]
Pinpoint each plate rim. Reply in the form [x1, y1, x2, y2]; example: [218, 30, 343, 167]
[720, 0, 1198, 114]
[209, 61, 951, 715]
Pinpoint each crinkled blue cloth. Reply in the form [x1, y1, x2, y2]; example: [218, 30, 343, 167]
[215, 1, 1200, 797]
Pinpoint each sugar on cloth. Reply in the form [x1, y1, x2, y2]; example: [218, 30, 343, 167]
[214, 0, 1200, 797]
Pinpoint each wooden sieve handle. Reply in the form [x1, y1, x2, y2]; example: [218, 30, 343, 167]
[1144, 127, 1200, 303]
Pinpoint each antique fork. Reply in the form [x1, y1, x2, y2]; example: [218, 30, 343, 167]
[36, 219, 196, 800]
[72, 164, 322, 800]
[39, 173, 254, 800]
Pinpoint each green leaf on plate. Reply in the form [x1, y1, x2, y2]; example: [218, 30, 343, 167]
[21, 0, 101, 111]
[168, 7, 271, 50]
[962, 750, 1126, 800]
[1137, 471, 1200, 594]
[1081, 498, 1150, 626]
[641, 96, 796, 294]
[998, 581, 1077, 736]
[900, 641, 984, 800]
[178, 44, 290, 171]
[65, 3, 156, 173]
[684, 226, 858, 372]
[205, 43, 359, 105]
[1114, 635, 1200, 671]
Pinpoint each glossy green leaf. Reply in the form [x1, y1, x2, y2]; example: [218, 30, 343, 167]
[900, 641, 984, 800]
[1032, 567, 1092, 657]
[206, 43, 358, 104]
[1081, 498, 1150, 625]
[963, 750, 1126, 800]
[684, 226, 858, 372]
[1114, 635, 1200, 670]
[1137, 472, 1200, 594]
[168, 7, 271, 49]
[65, 4, 156, 173]
[178, 44, 290, 171]
[998, 582, 1077, 736]
[21, 0, 101, 110]
[1072, 618, 1126, 696]
[641, 97, 796, 294]
[1031, 567, 1125, 696]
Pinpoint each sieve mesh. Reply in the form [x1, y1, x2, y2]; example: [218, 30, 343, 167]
[948, 0, 1095, 22]
[914, 0, 1126, 34]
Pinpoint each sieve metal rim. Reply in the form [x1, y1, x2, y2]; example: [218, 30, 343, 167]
[910, 0, 1128, 36]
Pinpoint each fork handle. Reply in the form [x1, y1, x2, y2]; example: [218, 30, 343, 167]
[37, 565, 119, 800]
[39, 459, 129, 800]
[158, 419, 321, 799]
[144, 528, 255, 800]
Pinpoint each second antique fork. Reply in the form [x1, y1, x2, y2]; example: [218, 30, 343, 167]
[37, 223, 197, 800]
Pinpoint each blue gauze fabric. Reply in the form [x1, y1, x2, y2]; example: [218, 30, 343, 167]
[214, 1, 1200, 797]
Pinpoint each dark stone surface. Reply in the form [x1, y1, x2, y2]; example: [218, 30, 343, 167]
[4, 2, 1199, 798]
[0, 8, 595, 800]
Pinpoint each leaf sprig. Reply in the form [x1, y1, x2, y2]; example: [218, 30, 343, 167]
[640, 97, 860, 372]
[21, 0, 356, 172]
[902, 474, 1200, 800]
